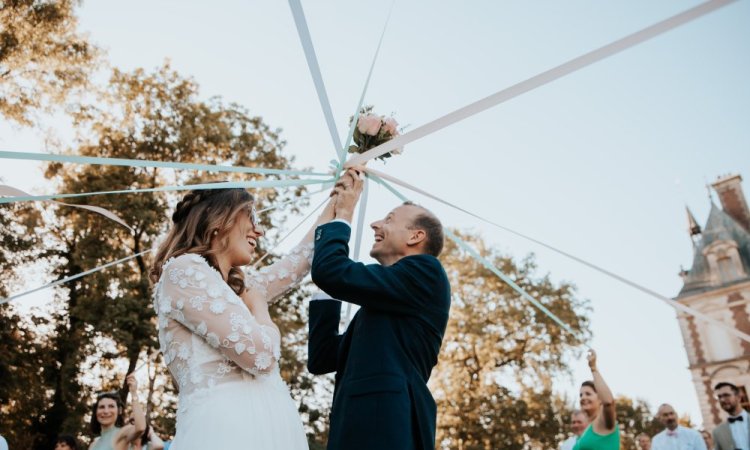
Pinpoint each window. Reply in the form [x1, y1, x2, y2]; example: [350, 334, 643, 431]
[717, 256, 737, 284]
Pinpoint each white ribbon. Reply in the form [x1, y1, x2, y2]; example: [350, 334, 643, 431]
[346, 0, 736, 167]
[369, 172, 750, 344]
[0, 185, 134, 232]
[0, 250, 151, 305]
[288, 0, 343, 159]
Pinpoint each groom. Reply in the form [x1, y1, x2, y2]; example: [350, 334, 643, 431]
[308, 168, 452, 450]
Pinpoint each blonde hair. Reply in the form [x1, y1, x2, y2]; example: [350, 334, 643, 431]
[150, 188, 254, 295]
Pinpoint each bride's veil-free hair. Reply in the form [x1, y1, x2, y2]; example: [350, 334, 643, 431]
[150, 188, 255, 295]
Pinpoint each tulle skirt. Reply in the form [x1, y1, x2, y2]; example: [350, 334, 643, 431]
[169, 374, 309, 450]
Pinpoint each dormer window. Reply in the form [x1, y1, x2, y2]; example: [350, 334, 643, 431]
[703, 240, 746, 285]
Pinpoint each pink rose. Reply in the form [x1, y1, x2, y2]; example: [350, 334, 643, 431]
[382, 117, 399, 136]
[357, 114, 382, 136]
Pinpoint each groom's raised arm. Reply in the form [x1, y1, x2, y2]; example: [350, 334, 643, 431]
[310, 221, 446, 316]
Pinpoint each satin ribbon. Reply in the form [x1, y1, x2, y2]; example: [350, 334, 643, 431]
[369, 172, 750, 344]
[0, 250, 152, 305]
[288, 0, 343, 160]
[0, 190, 327, 305]
[251, 197, 327, 269]
[0, 177, 333, 204]
[370, 174, 582, 340]
[345, 0, 736, 167]
[0, 185, 134, 232]
[0, 150, 329, 177]
[341, 3, 394, 165]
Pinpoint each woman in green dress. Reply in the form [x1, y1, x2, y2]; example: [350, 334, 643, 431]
[574, 349, 620, 450]
[89, 373, 145, 450]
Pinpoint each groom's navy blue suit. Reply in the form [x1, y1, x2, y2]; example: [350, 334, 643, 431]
[308, 221, 451, 450]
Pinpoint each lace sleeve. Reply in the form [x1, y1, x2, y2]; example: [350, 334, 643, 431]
[245, 241, 314, 304]
[159, 254, 280, 375]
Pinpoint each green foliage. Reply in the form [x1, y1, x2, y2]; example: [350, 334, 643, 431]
[0, 0, 99, 125]
[433, 231, 592, 449]
[0, 61, 324, 448]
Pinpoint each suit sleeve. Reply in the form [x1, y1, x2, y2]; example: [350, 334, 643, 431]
[307, 299, 343, 375]
[311, 222, 445, 315]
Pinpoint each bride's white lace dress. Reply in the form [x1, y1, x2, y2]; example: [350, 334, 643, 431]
[153, 241, 314, 449]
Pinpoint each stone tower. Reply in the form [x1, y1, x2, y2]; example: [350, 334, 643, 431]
[675, 173, 750, 429]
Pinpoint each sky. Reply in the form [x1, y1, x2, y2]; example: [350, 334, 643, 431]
[1, 0, 749, 426]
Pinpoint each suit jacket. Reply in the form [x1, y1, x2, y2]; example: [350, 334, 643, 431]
[308, 221, 451, 450]
[713, 416, 750, 450]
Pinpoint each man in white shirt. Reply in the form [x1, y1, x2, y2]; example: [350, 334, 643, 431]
[651, 403, 706, 450]
[713, 382, 750, 450]
[560, 410, 588, 450]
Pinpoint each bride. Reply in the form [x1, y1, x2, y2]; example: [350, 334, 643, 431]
[150, 187, 334, 449]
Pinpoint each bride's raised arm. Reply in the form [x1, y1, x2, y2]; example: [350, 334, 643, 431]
[245, 196, 336, 303]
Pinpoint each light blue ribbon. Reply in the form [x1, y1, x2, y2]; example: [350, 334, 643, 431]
[288, 0, 343, 161]
[341, 3, 394, 165]
[1, 189, 329, 304]
[370, 174, 582, 340]
[0, 250, 152, 305]
[0, 177, 334, 204]
[0, 150, 329, 177]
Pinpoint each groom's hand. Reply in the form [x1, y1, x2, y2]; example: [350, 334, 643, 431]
[333, 167, 364, 223]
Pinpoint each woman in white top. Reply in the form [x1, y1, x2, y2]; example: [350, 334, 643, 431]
[150, 187, 334, 450]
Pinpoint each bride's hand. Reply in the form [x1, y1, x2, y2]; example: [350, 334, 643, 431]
[320, 194, 336, 221]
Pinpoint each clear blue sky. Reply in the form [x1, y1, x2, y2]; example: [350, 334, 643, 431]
[1, 0, 749, 424]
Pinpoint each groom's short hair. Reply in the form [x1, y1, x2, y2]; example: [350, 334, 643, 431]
[403, 201, 444, 257]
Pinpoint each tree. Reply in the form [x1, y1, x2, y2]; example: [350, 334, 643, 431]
[0, 0, 99, 125]
[432, 231, 591, 450]
[0, 202, 53, 449]
[3, 62, 322, 448]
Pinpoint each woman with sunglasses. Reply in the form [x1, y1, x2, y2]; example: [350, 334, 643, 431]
[89, 373, 145, 450]
[150, 187, 335, 450]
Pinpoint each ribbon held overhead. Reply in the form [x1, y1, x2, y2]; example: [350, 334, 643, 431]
[345, 0, 736, 167]
[0, 150, 330, 177]
[0, 185, 134, 232]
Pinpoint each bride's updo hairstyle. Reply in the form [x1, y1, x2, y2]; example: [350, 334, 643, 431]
[150, 188, 255, 295]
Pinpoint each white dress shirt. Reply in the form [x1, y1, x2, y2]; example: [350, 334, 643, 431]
[728, 409, 749, 450]
[651, 425, 707, 450]
[560, 435, 578, 450]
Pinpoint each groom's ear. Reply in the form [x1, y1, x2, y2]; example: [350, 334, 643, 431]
[406, 229, 427, 248]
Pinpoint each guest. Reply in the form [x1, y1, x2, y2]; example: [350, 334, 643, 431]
[573, 349, 619, 450]
[712, 382, 749, 450]
[651, 403, 706, 449]
[636, 433, 652, 450]
[55, 435, 79, 450]
[126, 423, 165, 450]
[560, 410, 588, 450]
[699, 430, 713, 450]
[89, 373, 145, 450]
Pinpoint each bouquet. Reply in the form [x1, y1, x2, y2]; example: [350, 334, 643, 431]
[348, 106, 403, 161]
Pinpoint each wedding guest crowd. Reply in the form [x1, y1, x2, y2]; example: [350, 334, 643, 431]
[651, 403, 705, 450]
[557, 377, 750, 450]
